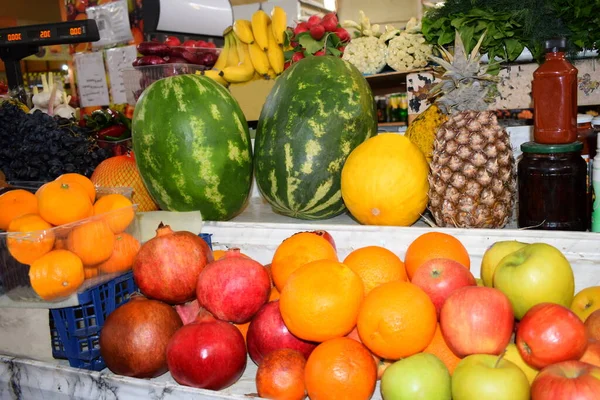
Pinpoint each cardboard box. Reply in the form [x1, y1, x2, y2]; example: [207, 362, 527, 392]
[230, 0, 262, 5]
[229, 79, 276, 121]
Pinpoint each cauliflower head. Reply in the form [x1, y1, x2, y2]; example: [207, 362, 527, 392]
[386, 33, 432, 72]
[342, 36, 387, 75]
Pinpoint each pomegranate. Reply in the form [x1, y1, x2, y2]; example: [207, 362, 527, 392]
[167, 309, 247, 390]
[247, 300, 317, 365]
[197, 248, 271, 323]
[174, 299, 201, 325]
[99, 296, 183, 378]
[133, 223, 213, 304]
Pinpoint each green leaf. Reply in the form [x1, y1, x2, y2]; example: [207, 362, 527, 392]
[504, 38, 524, 61]
[327, 47, 342, 56]
[298, 34, 325, 55]
[326, 33, 341, 49]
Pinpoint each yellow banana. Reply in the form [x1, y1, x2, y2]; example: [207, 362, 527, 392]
[226, 33, 240, 67]
[202, 69, 230, 87]
[221, 35, 255, 83]
[248, 41, 270, 75]
[266, 68, 277, 80]
[266, 24, 284, 75]
[233, 19, 255, 44]
[270, 6, 287, 45]
[251, 10, 271, 51]
[213, 34, 230, 71]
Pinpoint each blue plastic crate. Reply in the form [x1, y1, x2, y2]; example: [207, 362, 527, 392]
[199, 233, 213, 250]
[49, 271, 137, 371]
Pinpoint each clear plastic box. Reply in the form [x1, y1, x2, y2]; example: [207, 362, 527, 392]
[122, 63, 209, 105]
[0, 183, 140, 303]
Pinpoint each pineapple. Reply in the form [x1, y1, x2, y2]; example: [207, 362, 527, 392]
[404, 104, 447, 163]
[427, 31, 516, 229]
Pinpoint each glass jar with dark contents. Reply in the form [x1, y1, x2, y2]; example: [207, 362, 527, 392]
[518, 141, 587, 231]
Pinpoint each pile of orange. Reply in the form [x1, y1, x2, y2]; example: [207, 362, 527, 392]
[0, 173, 139, 301]
[254, 229, 471, 399]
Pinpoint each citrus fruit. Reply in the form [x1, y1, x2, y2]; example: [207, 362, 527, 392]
[279, 259, 363, 342]
[36, 181, 92, 226]
[0, 189, 38, 231]
[422, 323, 462, 374]
[357, 281, 436, 360]
[67, 220, 115, 266]
[55, 173, 96, 203]
[7, 214, 55, 265]
[343, 246, 408, 295]
[97, 232, 140, 274]
[29, 250, 85, 300]
[305, 337, 377, 400]
[404, 232, 470, 279]
[256, 348, 307, 400]
[271, 232, 338, 291]
[93, 193, 135, 233]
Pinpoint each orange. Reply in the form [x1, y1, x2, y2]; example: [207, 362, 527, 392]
[7, 214, 55, 265]
[0, 189, 38, 231]
[256, 349, 307, 400]
[423, 323, 462, 374]
[279, 259, 363, 342]
[84, 266, 99, 279]
[343, 246, 408, 295]
[269, 286, 280, 301]
[56, 173, 96, 203]
[93, 194, 135, 234]
[29, 250, 85, 300]
[305, 337, 376, 400]
[357, 281, 436, 360]
[235, 322, 250, 342]
[271, 232, 338, 291]
[213, 249, 251, 260]
[97, 233, 140, 274]
[67, 220, 115, 266]
[404, 232, 470, 279]
[36, 181, 92, 226]
[54, 238, 68, 250]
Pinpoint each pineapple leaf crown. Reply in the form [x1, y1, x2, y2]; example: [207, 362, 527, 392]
[428, 30, 499, 115]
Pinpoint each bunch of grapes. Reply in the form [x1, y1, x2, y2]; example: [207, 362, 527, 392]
[0, 102, 111, 182]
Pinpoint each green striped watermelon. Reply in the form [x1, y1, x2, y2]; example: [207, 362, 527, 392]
[132, 74, 253, 221]
[254, 56, 378, 220]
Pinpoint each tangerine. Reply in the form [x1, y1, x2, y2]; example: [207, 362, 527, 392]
[305, 337, 376, 400]
[404, 232, 470, 279]
[256, 348, 307, 400]
[7, 214, 55, 265]
[29, 250, 85, 300]
[271, 232, 338, 291]
[343, 246, 408, 295]
[97, 233, 140, 274]
[92, 194, 135, 233]
[55, 173, 96, 203]
[422, 323, 462, 374]
[67, 220, 115, 266]
[279, 259, 363, 342]
[37, 181, 92, 226]
[84, 266, 99, 279]
[357, 281, 437, 360]
[0, 189, 38, 231]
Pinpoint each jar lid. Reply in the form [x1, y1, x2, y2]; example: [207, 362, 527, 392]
[592, 116, 600, 126]
[521, 141, 583, 154]
[544, 38, 567, 53]
[577, 114, 593, 124]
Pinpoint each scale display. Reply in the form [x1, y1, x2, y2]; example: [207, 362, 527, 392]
[0, 20, 99, 46]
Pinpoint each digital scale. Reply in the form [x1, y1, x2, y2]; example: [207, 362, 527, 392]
[0, 20, 100, 95]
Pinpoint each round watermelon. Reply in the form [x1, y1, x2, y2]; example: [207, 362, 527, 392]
[254, 56, 378, 220]
[132, 74, 253, 221]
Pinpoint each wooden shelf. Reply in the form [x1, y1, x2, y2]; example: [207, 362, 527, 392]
[378, 122, 406, 127]
[365, 68, 433, 96]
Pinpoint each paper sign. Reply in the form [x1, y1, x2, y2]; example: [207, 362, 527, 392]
[105, 45, 138, 104]
[74, 52, 110, 107]
[87, 0, 133, 49]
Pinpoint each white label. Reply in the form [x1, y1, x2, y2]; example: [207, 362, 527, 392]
[87, 0, 133, 49]
[104, 45, 137, 104]
[74, 52, 110, 107]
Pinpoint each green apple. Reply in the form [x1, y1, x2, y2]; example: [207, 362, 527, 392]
[503, 343, 539, 384]
[480, 241, 528, 287]
[381, 353, 451, 400]
[452, 354, 530, 400]
[493, 243, 574, 319]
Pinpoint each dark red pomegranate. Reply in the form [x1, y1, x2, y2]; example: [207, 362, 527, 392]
[166, 309, 247, 390]
[174, 299, 202, 325]
[133, 223, 213, 304]
[247, 300, 317, 365]
[99, 296, 183, 378]
[196, 248, 271, 323]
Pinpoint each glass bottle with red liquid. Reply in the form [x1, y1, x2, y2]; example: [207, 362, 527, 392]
[532, 38, 578, 144]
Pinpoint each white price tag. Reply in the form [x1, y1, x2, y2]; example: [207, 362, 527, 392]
[104, 45, 138, 104]
[74, 52, 110, 107]
[87, 0, 133, 49]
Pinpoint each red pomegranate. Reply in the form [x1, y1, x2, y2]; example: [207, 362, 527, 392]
[99, 295, 183, 378]
[196, 248, 271, 323]
[133, 223, 213, 304]
[166, 309, 247, 390]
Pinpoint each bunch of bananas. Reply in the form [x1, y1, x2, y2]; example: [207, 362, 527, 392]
[200, 7, 287, 87]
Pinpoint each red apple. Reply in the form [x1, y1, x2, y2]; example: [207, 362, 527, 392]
[305, 230, 336, 250]
[580, 341, 600, 367]
[517, 303, 588, 369]
[440, 286, 514, 357]
[294, 22, 309, 36]
[346, 327, 391, 379]
[585, 309, 600, 341]
[531, 360, 600, 400]
[164, 36, 181, 47]
[309, 24, 325, 40]
[306, 15, 322, 28]
[411, 258, 477, 318]
[246, 301, 317, 366]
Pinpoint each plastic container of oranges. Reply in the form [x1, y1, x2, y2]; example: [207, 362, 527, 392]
[0, 181, 141, 306]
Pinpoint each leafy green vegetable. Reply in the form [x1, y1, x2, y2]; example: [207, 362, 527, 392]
[551, 0, 600, 52]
